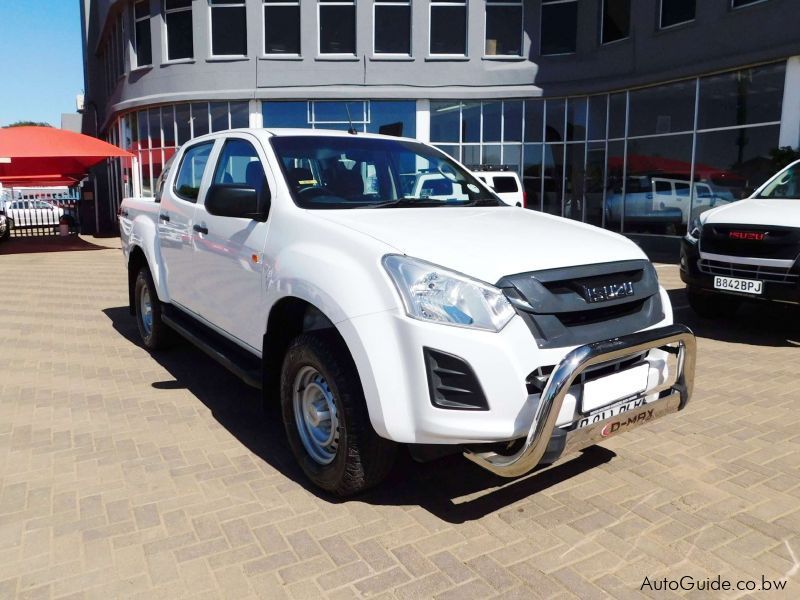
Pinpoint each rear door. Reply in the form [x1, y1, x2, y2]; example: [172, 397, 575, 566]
[191, 135, 273, 352]
[158, 139, 215, 311]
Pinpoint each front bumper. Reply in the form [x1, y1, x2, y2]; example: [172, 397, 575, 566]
[680, 237, 800, 303]
[464, 324, 695, 477]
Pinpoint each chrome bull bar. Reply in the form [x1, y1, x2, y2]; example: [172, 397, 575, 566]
[464, 324, 696, 478]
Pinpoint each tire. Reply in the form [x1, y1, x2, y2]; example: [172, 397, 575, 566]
[687, 287, 740, 319]
[280, 332, 396, 497]
[1, 218, 12, 240]
[134, 266, 174, 350]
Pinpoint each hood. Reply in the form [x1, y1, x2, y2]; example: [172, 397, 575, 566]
[702, 198, 800, 228]
[318, 207, 647, 283]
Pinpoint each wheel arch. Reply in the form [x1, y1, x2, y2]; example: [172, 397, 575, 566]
[127, 246, 149, 315]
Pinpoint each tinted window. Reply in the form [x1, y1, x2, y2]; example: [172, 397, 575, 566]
[174, 142, 214, 201]
[375, 1, 411, 54]
[655, 180, 672, 195]
[541, 0, 577, 55]
[134, 0, 152, 67]
[755, 163, 800, 199]
[210, 0, 247, 56]
[264, 0, 300, 54]
[430, 1, 467, 55]
[602, 0, 630, 44]
[319, 0, 356, 54]
[660, 0, 695, 28]
[485, 0, 523, 56]
[165, 0, 193, 60]
[493, 176, 519, 193]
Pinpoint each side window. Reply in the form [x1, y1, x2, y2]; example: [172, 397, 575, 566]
[492, 176, 519, 193]
[213, 139, 267, 193]
[675, 182, 691, 197]
[654, 180, 671, 195]
[174, 142, 214, 202]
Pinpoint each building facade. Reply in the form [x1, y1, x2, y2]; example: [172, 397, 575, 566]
[81, 0, 800, 236]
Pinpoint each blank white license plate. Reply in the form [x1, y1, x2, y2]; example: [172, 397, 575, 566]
[582, 363, 650, 413]
[713, 275, 763, 295]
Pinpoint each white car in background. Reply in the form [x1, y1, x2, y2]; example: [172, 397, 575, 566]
[2, 199, 65, 228]
[469, 166, 525, 207]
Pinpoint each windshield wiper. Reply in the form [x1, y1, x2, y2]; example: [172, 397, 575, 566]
[364, 198, 455, 209]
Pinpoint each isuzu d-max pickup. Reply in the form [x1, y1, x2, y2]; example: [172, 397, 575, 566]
[681, 159, 800, 317]
[119, 129, 696, 496]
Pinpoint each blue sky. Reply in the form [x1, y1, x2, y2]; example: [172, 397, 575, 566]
[0, 1, 84, 128]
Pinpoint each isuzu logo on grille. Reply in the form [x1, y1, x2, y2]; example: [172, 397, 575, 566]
[729, 231, 766, 241]
[582, 281, 635, 303]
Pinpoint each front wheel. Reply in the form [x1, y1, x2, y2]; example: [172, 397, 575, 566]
[687, 287, 740, 319]
[280, 332, 396, 497]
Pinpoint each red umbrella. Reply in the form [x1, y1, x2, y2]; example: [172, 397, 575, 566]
[0, 126, 133, 186]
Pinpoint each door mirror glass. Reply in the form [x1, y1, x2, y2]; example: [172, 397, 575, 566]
[205, 184, 270, 221]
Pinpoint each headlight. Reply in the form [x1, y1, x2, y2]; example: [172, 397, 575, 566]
[382, 255, 516, 332]
[687, 217, 702, 241]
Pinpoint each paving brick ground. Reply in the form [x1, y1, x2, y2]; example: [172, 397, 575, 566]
[1, 237, 799, 599]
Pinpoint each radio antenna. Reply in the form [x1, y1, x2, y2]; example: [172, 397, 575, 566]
[345, 104, 357, 135]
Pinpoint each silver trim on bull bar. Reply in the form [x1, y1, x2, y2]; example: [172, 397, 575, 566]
[463, 324, 696, 478]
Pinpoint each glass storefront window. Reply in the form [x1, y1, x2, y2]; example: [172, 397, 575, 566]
[623, 134, 693, 235]
[605, 140, 625, 232]
[462, 102, 481, 143]
[430, 101, 460, 142]
[628, 79, 695, 137]
[192, 102, 209, 137]
[483, 102, 502, 143]
[483, 144, 502, 165]
[545, 98, 565, 142]
[462, 145, 481, 166]
[435, 145, 460, 161]
[504, 101, 523, 142]
[230, 102, 250, 128]
[587, 95, 607, 141]
[137, 110, 149, 150]
[367, 101, 416, 138]
[523, 143, 543, 210]
[608, 92, 627, 139]
[566, 97, 587, 142]
[694, 124, 781, 211]
[564, 143, 585, 220]
[262, 101, 308, 128]
[698, 63, 785, 130]
[176, 104, 191, 144]
[584, 142, 606, 228]
[524, 100, 543, 142]
[543, 143, 564, 215]
[162, 106, 176, 147]
[148, 109, 162, 148]
[210, 102, 229, 132]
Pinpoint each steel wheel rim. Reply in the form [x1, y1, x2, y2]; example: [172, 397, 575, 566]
[293, 366, 339, 465]
[140, 285, 153, 337]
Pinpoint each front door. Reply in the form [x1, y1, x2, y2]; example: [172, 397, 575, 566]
[192, 135, 272, 352]
[158, 140, 215, 311]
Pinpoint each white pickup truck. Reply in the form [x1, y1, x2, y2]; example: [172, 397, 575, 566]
[681, 159, 800, 316]
[120, 128, 696, 496]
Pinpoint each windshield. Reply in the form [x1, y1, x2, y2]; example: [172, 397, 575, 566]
[270, 136, 502, 209]
[754, 162, 800, 199]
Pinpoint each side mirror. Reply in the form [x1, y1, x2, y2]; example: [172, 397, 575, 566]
[205, 184, 270, 221]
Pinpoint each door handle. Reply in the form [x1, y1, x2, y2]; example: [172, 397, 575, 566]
[193, 224, 208, 235]
[159, 213, 170, 222]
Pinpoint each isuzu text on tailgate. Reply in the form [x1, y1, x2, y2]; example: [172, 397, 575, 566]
[119, 128, 696, 496]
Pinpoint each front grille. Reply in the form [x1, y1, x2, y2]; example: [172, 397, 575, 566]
[498, 260, 664, 349]
[526, 352, 646, 395]
[698, 259, 799, 285]
[701, 224, 800, 260]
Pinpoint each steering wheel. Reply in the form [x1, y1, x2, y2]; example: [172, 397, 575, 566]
[296, 185, 335, 200]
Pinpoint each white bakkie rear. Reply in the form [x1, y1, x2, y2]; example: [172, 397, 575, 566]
[120, 128, 696, 496]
